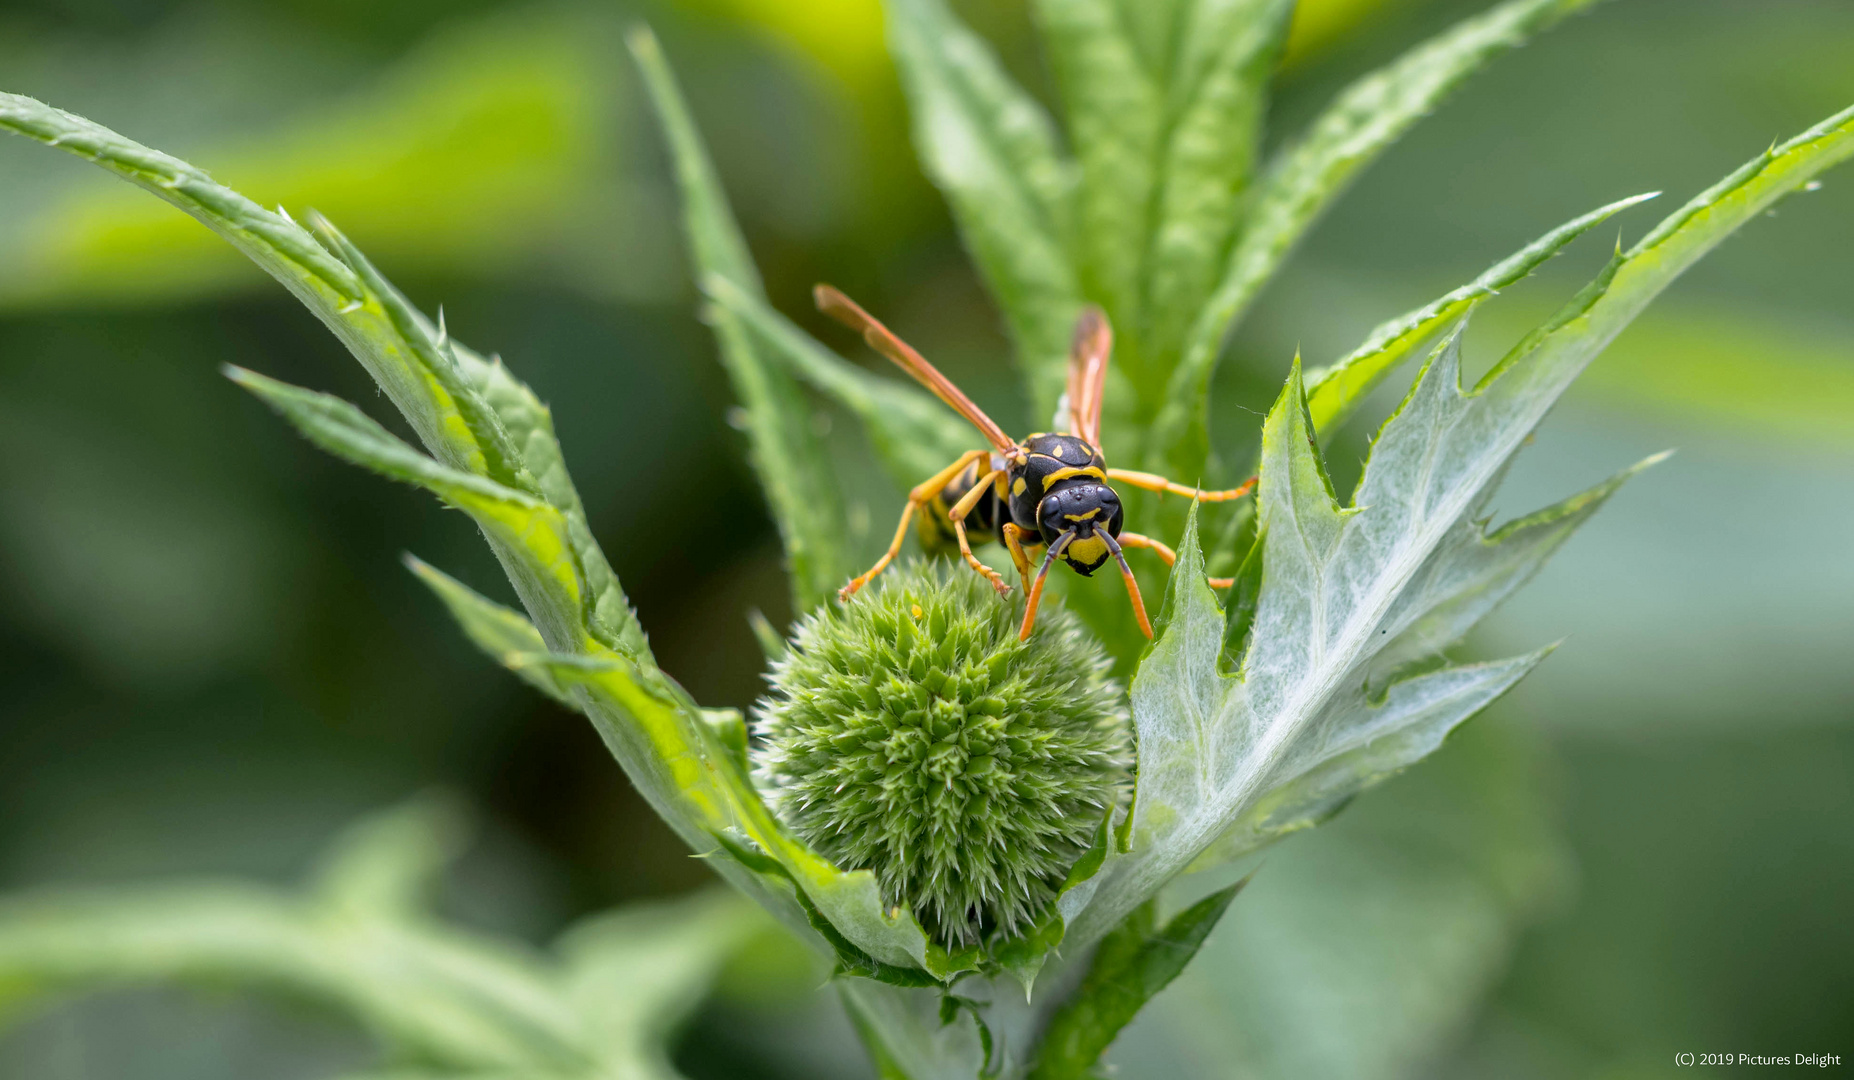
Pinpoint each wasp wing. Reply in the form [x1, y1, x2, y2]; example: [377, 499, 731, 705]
[1067, 306, 1111, 449]
[814, 285, 1015, 453]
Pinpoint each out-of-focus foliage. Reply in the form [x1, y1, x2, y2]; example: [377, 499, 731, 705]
[0, 7, 670, 307]
[0, 796, 777, 1079]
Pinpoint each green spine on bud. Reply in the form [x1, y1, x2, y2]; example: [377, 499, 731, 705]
[753, 560, 1129, 949]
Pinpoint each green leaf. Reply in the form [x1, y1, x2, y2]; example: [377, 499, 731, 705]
[449, 345, 652, 660]
[1064, 100, 1854, 951]
[884, 0, 1085, 418]
[1154, 0, 1603, 471]
[703, 272, 975, 492]
[223, 367, 586, 647]
[1028, 883, 1244, 1080]
[1034, 0, 1292, 403]
[1488, 100, 1854, 393]
[405, 555, 577, 706]
[629, 27, 847, 611]
[1304, 190, 1659, 439]
[0, 92, 513, 486]
[310, 213, 540, 498]
[229, 307, 946, 990]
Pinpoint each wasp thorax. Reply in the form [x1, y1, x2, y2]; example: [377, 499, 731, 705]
[752, 561, 1129, 950]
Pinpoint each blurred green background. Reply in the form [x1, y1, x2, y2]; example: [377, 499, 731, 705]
[0, 0, 1849, 1076]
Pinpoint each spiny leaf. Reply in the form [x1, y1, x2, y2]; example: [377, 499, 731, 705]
[1305, 190, 1659, 439]
[1028, 883, 1245, 1080]
[1154, 0, 1603, 472]
[885, 0, 1085, 418]
[630, 27, 847, 611]
[703, 273, 975, 491]
[308, 214, 540, 498]
[1067, 99, 1854, 946]
[1192, 649, 1546, 870]
[1360, 450, 1670, 685]
[405, 555, 576, 706]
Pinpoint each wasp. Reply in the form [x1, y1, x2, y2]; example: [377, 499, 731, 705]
[816, 286, 1254, 640]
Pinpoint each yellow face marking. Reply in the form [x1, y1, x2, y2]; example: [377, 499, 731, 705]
[1040, 465, 1107, 491]
[1012, 476, 1027, 497]
[1065, 536, 1108, 567]
[1062, 508, 1101, 522]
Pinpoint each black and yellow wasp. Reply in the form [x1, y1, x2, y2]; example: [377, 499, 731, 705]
[816, 286, 1254, 640]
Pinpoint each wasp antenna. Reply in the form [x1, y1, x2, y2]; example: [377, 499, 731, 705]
[1101, 532, 1152, 639]
[813, 283, 1015, 452]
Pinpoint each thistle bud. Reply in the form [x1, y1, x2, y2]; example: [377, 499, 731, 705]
[753, 561, 1129, 949]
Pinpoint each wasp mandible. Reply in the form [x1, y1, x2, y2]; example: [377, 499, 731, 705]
[816, 286, 1254, 641]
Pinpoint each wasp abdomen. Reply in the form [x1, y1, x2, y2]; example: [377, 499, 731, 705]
[920, 457, 1003, 554]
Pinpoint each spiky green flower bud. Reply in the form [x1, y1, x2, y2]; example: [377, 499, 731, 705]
[753, 561, 1129, 950]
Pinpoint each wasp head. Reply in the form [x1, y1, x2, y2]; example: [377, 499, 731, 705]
[1038, 482, 1123, 575]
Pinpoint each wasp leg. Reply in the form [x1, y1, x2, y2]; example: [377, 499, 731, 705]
[1019, 531, 1075, 640]
[840, 449, 990, 601]
[950, 470, 1011, 595]
[1106, 469, 1256, 503]
[1002, 522, 1037, 583]
[1118, 530, 1235, 588]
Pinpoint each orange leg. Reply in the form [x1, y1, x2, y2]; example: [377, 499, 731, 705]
[1107, 469, 1256, 503]
[840, 449, 989, 600]
[950, 470, 1010, 594]
[1002, 522, 1038, 583]
[1119, 531, 1235, 588]
[1018, 531, 1074, 641]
